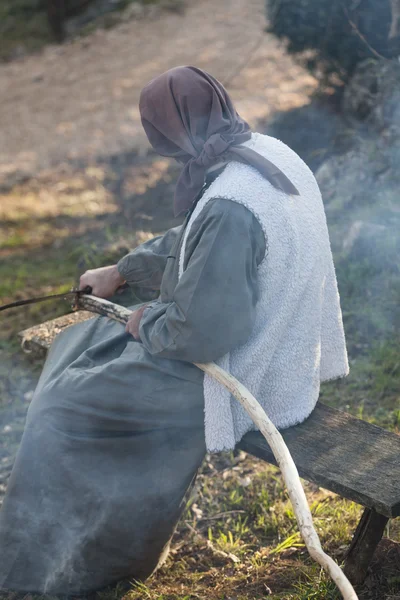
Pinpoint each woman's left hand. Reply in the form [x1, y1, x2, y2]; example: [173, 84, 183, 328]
[125, 305, 148, 341]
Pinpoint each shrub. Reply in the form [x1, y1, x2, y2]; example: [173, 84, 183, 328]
[266, 0, 397, 82]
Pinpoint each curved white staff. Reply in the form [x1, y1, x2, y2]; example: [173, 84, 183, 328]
[75, 294, 358, 600]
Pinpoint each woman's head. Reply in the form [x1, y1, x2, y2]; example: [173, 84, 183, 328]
[139, 66, 250, 165]
[139, 66, 299, 216]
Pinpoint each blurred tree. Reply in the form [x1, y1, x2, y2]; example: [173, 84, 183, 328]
[266, 0, 400, 83]
[46, 0, 93, 41]
[46, 0, 66, 41]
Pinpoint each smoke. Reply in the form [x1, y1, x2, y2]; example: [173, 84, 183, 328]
[0, 417, 115, 595]
[266, 58, 400, 357]
[318, 61, 400, 352]
[0, 346, 43, 509]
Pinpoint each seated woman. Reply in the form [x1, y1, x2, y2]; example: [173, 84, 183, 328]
[0, 66, 348, 595]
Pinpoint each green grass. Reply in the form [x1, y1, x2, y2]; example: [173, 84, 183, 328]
[320, 336, 400, 433]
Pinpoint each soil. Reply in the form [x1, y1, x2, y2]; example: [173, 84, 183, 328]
[0, 0, 316, 184]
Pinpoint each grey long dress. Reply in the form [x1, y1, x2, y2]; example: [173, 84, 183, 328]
[0, 196, 265, 596]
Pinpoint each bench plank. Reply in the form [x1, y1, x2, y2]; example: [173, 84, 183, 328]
[19, 311, 93, 353]
[239, 404, 400, 518]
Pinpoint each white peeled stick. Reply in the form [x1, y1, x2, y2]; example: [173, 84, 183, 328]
[75, 294, 358, 600]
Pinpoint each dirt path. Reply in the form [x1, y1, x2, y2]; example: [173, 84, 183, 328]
[0, 0, 316, 182]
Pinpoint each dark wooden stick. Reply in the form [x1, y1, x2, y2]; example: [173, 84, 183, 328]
[74, 294, 132, 324]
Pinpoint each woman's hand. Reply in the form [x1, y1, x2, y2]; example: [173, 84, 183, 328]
[79, 265, 126, 299]
[125, 305, 148, 341]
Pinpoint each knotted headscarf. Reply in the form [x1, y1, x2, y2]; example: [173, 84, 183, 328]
[139, 66, 299, 216]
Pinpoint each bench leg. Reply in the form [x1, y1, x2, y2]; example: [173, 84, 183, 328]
[344, 507, 389, 585]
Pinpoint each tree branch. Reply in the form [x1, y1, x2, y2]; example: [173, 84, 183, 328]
[74, 294, 358, 600]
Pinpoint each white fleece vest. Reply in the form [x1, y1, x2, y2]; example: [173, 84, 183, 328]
[178, 133, 349, 453]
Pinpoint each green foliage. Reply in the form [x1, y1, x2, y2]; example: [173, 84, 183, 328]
[270, 531, 304, 554]
[266, 0, 395, 82]
[0, 0, 52, 60]
[291, 567, 340, 599]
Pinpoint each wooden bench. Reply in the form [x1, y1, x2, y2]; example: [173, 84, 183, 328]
[19, 312, 400, 585]
[240, 406, 400, 584]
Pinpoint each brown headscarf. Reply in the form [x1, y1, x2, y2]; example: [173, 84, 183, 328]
[139, 66, 299, 216]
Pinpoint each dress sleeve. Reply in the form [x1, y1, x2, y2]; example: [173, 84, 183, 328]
[138, 198, 266, 363]
[117, 226, 182, 290]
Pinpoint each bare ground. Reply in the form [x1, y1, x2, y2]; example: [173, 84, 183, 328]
[0, 0, 316, 183]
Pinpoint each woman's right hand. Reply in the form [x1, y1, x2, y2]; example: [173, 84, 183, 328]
[79, 265, 126, 299]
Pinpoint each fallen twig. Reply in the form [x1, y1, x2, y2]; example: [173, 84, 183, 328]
[185, 522, 240, 564]
[343, 6, 387, 61]
[201, 510, 246, 521]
